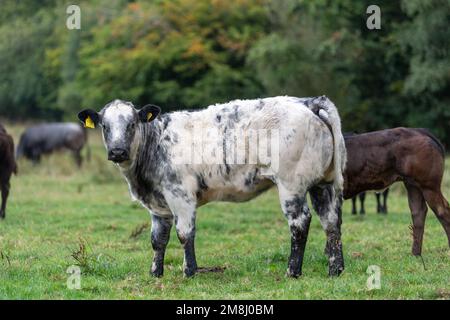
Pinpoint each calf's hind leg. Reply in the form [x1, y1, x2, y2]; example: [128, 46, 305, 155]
[310, 184, 345, 276]
[382, 189, 389, 213]
[150, 214, 173, 277]
[351, 197, 357, 215]
[359, 192, 366, 215]
[165, 191, 198, 277]
[376, 193, 382, 213]
[422, 188, 450, 249]
[175, 211, 198, 277]
[405, 183, 428, 256]
[278, 189, 311, 278]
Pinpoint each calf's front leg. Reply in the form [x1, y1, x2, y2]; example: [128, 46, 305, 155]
[150, 214, 173, 277]
[175, 212, 197, 277]
[166, 194, 198, 277]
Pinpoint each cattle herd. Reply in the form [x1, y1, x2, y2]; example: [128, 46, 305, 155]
[0, 122, 89, 219]
[0, 95, 449, 279]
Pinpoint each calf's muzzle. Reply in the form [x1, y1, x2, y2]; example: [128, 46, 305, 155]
[108, 148, 130, 163]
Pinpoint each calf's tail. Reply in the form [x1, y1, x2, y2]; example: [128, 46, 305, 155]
[305, 96, 347, 193]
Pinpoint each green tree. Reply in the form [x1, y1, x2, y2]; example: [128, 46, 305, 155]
[75, 0, 268, 111]
[0, 8, 59, 119]
[398, 0, 450, 145]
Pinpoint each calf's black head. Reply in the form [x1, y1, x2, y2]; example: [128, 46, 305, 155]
[78, 100, 160, 164]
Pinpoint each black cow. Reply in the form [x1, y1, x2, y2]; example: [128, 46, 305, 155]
[0, 124, 17, 219]
[16, 123, 89, 167]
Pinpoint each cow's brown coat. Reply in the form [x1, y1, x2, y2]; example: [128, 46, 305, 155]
[344, 128, 450, 255]
[0, 124, 17, 219]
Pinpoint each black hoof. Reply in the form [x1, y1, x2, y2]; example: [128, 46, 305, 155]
[151, 264, 164, 278]
[286, 270, 301, 278]
[329, 267, 344, 277]
[184, 267, 197, 278]
[151, 270, 164, 278]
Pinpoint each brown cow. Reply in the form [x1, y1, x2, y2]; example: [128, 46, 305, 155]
[344, 128, 450, 256]
[0, 124, 17, 219]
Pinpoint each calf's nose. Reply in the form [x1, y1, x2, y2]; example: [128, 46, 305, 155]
[108, 148, 129, 163]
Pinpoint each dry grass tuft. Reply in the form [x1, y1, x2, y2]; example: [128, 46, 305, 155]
[69, 238, 115, 274]
[129, 222, 150, 240]
[0, 250, 11, 267]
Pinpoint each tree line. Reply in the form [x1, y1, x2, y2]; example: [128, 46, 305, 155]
[0, 0, 449, 146]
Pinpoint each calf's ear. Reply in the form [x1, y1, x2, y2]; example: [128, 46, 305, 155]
[78, 109, 100, 129]
[139, 104, 161, 123]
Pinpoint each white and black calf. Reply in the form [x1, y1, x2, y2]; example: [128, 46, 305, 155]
[78, 96, 347, 278]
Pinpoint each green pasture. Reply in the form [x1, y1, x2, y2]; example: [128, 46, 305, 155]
[0, 124, 449, 299]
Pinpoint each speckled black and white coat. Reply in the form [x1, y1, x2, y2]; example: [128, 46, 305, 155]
[78, 96, 347, 278]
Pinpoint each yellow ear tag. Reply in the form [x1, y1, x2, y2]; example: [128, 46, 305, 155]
[147, 112, 153, 122]
[85, 116, 95, 129]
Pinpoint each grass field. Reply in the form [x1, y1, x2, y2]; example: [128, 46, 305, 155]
[0, 123, 449, 300]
